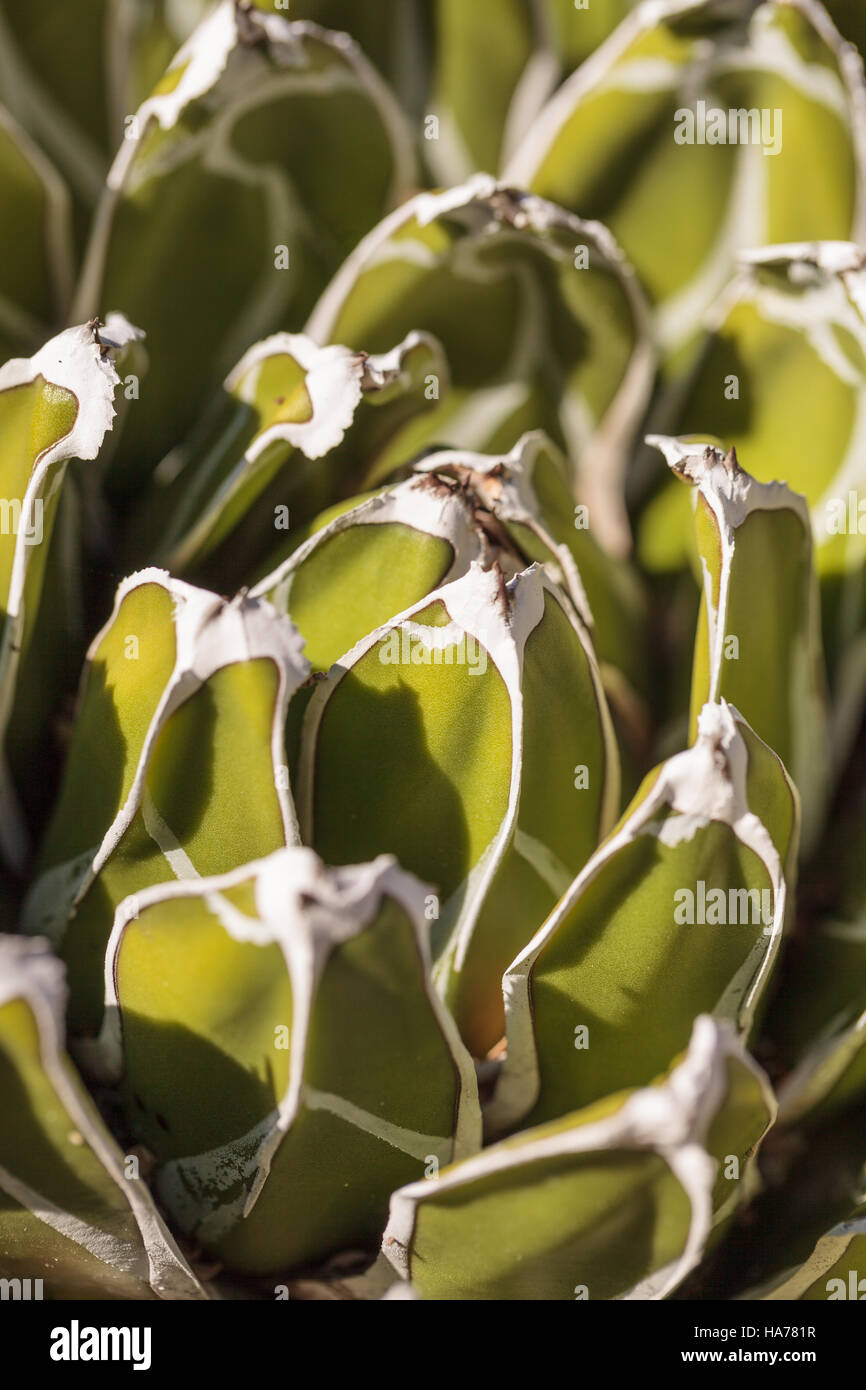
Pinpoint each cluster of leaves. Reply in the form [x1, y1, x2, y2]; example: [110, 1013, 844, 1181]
[1, 0, 866, 1301]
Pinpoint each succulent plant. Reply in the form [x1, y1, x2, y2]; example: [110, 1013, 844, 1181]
[1, 0, 866, 1306]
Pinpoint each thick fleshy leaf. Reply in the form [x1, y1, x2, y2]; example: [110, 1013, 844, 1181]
[0, 936, 205, 1300]
[383, 1016, 775, 1300]
[252, 431, 653, 807]
[507, 0, 866, 362]
[297, 561, 619, 1055]
[0, 1, 225, 229]
[0, 319, 137, 868]
[23, 569, 309, 1036]
[650, 436, 829, 855]
[253, 471, 486, 675]
[489, 701, 796, 1133]
[307, 176, 655, 553]
[138, 329, 446, 580]
[643, 243, 866, 760]
[89, 847, 480, 1274]
[73, 0, 418, 493]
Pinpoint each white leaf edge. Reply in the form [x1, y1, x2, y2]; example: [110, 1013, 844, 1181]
[164, 329, 447, 571]
[251, 428, 589, 623]
[251, 469, 487, 614]
[699, 240, 866, 780]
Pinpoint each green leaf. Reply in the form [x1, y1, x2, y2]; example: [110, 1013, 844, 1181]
[0, 935, 206, 1299]
[298, 560, 618, 1055]
[254, 428, 652, 814]
[0, 320, 136, 869]
[383, 1016, 775, 1300]
[23, 569, 309, 1036]
[489, 701, 796, 1132]
[136, 329, 446, 581]
[0, 1, 114, 202]
[253, 471, 484, 674]
[507, 0, 866, 362]
[0, 1, 209, 207]
[89, 847, 480, 1274]
[411, 431, 653, 712]
[307, 177, 655, 553]
[253, 429, 650, 688]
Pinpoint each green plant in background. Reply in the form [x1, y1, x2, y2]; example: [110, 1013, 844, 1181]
[506, 0, 866, 365]
[1, 0, 866, 1303]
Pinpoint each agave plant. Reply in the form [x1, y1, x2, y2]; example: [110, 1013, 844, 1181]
[1, 0, 866, 1305]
